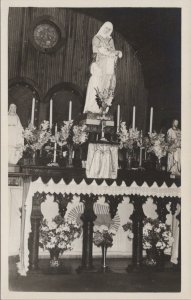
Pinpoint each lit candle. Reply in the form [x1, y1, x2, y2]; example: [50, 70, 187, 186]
[31, 97, 35, 125]
[117, 104, 120, 131]
[49, 99, 53, 129]
[68, 101, 72, 121]
[132, 106, 136, 130]
[149, 107, 153, 134]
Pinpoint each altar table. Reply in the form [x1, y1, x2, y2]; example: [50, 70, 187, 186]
[16, 168, 181, 276]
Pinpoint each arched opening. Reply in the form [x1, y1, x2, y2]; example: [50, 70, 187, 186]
[8, 77, 41, 128]
[44, 82, 84, 125]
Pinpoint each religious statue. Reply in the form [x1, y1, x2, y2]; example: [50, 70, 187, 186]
[166, 119, 181, 176]
[8, 103, 24, 165]
[83, 22, 122, 114]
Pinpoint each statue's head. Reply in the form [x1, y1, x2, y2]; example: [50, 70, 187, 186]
[172, 119, 179, 128]
[98, 22, 113, 38]
[8, 103, 17, 115]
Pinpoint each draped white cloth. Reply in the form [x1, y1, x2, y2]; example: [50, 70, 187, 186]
[86, 143, 118, 179]
[17, 177, 181, 275]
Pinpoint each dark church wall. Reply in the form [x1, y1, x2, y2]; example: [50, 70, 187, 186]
[148, 82, 181, 133]
[9, 7, 148, 130]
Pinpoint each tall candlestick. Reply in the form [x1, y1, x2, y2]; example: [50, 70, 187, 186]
[31, 97, 35, 125]
[55, 123, 57, 135]
[53, 142, 57, 163]
[68, 101, 72, 121]
[132, 106, 136, 130]
[117, 104, 120, 131]
[49, 99, 53, 129]
[149, 107, 153, 134]
[53, 123, 57, 163]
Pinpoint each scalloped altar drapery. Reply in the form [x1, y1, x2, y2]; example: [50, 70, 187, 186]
[17, 177, 181, 276]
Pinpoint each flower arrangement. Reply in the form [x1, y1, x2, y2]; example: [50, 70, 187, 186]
[39, 215, 81, 253]
[93, 225, 116, 248]
[23, 120, 51, 156]
[54, 121, 88, 147]
[95, 88, 114, 112]
[147, 133, 169, 159]
[57, 121, 73, 147]
[118, 122, 142, 153]
[142, 218, 174, 252]
[72, 125, 88, 145]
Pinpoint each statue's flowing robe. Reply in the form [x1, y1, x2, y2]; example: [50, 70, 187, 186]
[8, 114, 24, 164]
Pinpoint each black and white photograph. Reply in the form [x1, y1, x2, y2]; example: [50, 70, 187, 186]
[1, 0, 191, 299]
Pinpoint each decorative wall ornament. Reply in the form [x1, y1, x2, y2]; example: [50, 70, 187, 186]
[29, 16, 63, 53]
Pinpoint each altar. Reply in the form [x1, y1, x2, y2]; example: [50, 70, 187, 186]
[8, 165, 181, 276]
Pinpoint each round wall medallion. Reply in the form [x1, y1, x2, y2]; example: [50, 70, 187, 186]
[29, 16, 63, 53]
[33, 23, 59, 49]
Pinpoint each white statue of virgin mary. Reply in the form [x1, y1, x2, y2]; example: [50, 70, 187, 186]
[8, 103, 24, 165]
[83, 22, 122, 114]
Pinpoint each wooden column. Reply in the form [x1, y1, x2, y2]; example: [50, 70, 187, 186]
[153, 197, 170, 223]
[127, 195, 146, 271]
[77, 194, 98, 272]
[105, 195, 123, 219]
[29, 192, 46, 271]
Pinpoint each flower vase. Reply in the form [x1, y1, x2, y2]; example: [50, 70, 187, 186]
[126, 152, 133, 170]
[49, 247, 61, 268]
[145, 248, 165, 271]
[155, 249, 165, 271]
[67, 145, 74, 168]
[101, 245, 109, 272]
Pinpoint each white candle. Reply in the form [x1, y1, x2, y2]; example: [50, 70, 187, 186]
[68, 101, 72, 121]
[117, 104, 120, 131]
[132, 106, 136, 130]
[149, 107, 153, 134]
[49, 99, 53, 129]
[31, 97, 35, 125]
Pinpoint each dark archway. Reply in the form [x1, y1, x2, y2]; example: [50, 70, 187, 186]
[44, 82, 84, 125]
[8, 77, 42, 127]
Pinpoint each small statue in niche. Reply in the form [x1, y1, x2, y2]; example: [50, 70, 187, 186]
[167, 119, 181, 176]
[8, 103, 24, 165]
[83, 22, 122, 114]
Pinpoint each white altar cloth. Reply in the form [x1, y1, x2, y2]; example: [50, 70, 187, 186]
[86, 143, 118, 179]
[17, 177, 181, 276]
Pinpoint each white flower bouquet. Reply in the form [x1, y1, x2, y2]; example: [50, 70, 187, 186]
[23, 120, 51, 156]
[39, 215, 81, 253]
[147, 133, 168, 159]
[118, 122, 142, 150]
[142, 217, 174, 266]
[95, 88, 114, 112]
